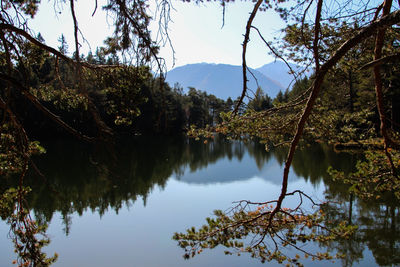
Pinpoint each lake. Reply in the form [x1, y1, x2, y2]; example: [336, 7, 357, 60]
[0, 136, 398, 266]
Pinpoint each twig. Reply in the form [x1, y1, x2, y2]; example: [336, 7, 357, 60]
[92, 0, 98, 16]
[251, 25, 300, 90]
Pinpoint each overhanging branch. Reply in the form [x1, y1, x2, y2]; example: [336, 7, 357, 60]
[360, 53, 400, 70]
[0, 73, 95, 143]
[0, 23, 120, 70]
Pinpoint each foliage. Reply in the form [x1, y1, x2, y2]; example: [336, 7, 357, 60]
[188, 100, 303, 146]
[0, 187, 57, 267]
[329, 149, 400, 201]
[0, 124, 46, 177]
[89, 66, 149, 126]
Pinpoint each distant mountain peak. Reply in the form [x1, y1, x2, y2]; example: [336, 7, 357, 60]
[256, 60, 310, 89]
[165, 62, 286, 100]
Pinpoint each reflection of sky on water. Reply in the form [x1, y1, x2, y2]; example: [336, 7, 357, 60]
[174, 151, 298, 186]
[0, 177, 326, 267]
[1, 176, 378, 267]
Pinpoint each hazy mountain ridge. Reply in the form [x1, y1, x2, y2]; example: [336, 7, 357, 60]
[165, 62, 291, 100]
[256, 61, 309, 90]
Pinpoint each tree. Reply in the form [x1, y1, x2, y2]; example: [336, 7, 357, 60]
[247, 87, 272, 111]
[57, 34, 68, 55]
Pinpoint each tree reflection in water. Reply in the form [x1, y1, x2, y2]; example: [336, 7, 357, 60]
[1, 135, 398, 265]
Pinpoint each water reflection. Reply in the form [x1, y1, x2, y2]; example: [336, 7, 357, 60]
[322, 191, 400, 266]
[0, 135, 399, 266]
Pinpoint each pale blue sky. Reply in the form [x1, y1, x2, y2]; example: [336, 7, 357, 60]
[29, 0, 286, 69]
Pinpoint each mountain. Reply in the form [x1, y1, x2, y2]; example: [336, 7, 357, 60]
[165, 63, 284, 100]
[256, 61, 310, 90]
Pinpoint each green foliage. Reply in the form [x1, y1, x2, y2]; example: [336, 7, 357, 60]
[0, 187, 19, 220]
[329, 149, 400, 201]
[0, 124, 45, 176]
[2, 0, 40, 18]
[0, 187, 58, 266]
[306, 104, 377, 143]
[2, 33, 231, 136]
[188, 102, 302, 146]
[182, 4, 400, 264]
[273, 89, 290, 106]
[90, 66, 149, 126]
[31, 84, 88, 112]
[0, 125, 25, 175]
[288, 77, 310, 100]
[102, 0, 158, 63]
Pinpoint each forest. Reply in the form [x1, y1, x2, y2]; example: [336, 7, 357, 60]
[1, 0, 400, 266]
[1, 37, 238, 138]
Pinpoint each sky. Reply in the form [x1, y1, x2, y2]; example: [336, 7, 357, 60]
[29, 0, 287, 70]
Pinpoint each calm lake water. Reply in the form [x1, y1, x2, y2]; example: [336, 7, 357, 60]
[0, 136, 399, 266]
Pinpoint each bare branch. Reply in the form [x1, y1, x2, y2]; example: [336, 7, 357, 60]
[360, 53, 400, 70]
[70, 0, 80, 64]
[233, 0, 263, 116]
[301, 0, 314, 51]
[114, 0, 165, 73]
[251, 26, 300, 90]
[373, 0, 398, 177]
[92, 0, 98, 16]
[221, 1, 226, 29]
[313, 0, 324, 71]
[155, 0, 175, 68]
[373, 3, 384, 21]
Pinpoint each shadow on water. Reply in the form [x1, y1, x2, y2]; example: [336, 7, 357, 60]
[1, 135, 399, 266]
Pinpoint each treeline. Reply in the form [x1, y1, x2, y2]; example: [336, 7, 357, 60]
[7, 33, 400, 144]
